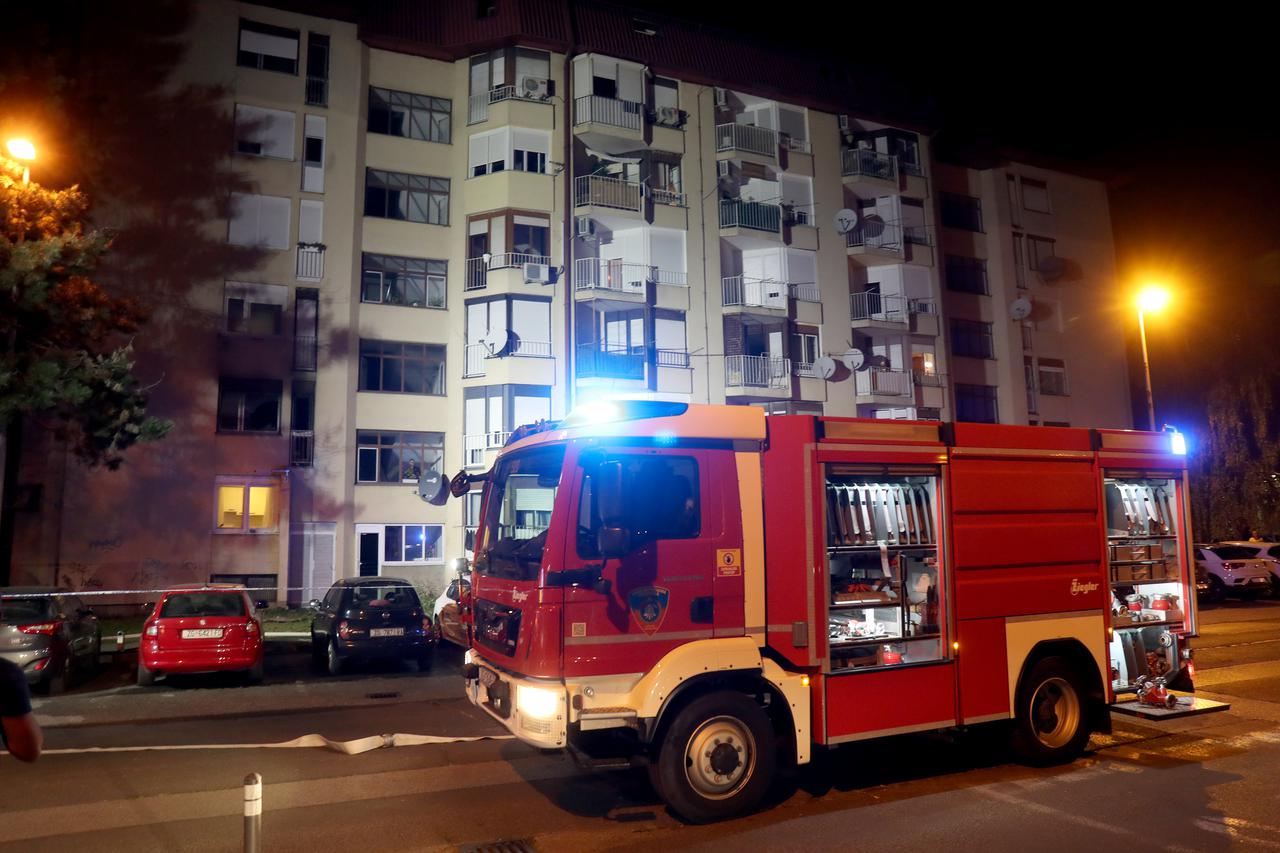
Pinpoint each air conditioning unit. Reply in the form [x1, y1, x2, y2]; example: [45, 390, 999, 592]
[838, 114, 849, 131]
[575, 216, 595, 238]
[657, 105, 681, 126]
[520, 75, 550, 100]
[523, 262, 555, 284]
[716, 159, 731, 179]
[714, 87, 728, 107]
[793, 209, 810, 226]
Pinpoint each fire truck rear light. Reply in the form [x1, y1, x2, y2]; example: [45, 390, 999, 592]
[800, 675, 810, 687]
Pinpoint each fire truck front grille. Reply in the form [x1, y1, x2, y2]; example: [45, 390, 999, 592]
[474, 598, 522, 656]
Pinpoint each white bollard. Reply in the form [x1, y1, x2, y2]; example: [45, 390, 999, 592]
[116, 630, 125, 653]
[243, 772, 262, 853]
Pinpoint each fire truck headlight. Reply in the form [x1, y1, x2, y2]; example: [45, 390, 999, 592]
[517, 684, 560, 719]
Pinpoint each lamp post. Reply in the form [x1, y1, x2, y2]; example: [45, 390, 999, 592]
[5, 139, 36, 185]
[1136, 285, 1170, 432]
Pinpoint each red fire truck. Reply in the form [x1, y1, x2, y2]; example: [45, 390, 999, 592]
[439, 400, 1222, 822]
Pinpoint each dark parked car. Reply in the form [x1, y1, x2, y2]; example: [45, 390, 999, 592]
[309, 578, 435, 675]
[0, 587, 101, 694]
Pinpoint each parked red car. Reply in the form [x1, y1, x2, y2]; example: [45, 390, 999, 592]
[138, 584, 263, 686]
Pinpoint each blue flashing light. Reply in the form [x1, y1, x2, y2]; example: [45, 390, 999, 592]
[1170, 431, 1187, 456]
[560, 400, 689, 428]
[655, 430, 677, 446]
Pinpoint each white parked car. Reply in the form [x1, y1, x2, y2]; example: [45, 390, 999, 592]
[1219, 541, 1280, 594]
[432, 574, 470, 647]
[1194, 544, 1273, 601]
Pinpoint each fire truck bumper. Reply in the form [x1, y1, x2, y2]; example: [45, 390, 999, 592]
[464, 651, 568, 749]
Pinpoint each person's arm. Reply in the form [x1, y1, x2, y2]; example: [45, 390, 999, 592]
[0, 659, 41, 762]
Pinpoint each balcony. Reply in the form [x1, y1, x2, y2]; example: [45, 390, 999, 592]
[722, 275, 786, 311]
[841, 148, 898, 186]
[293, 334, 317, 372]
[854, 367, 913, 399]
[464, 431, 510, 469]
[575, 95, 643, 131]
[463, 343, 488, 378]
[719, 200, 782, 247]
[789, 281, 821, 303]
[850, 294, 936, 332]
[575, 175, 643, 223]
[725, 354, 791, 390]
[650, 187, 686, 207]
[845, 222, 904, 263]
[305, 76, 328, 107]
[715, 123, 778, 160]
[577, 343, 646, 380]
[296, 245, 324, 281]
[468, 78, 552, 125]
[656, 348, 690, 368]
[574, 258, 648, 303]
[290, 430, 314, 466]
[464, 253, 552, 291]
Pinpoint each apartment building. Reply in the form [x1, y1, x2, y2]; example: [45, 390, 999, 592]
[7, 0, 1129, 601]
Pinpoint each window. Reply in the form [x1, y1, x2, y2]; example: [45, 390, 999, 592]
[950, 319, 994, 359]
[792, 327, 819, 366]
[945, 255, 989, 295]
[469, 128, 550, 176]
[361, 253, 446, 309]
[1021, 177, 1051, 213]
[358, 340, 446, 394]
[356, 431, 444, 483]
[653, 76, 679, 114]
[955, 384, 999, 424]
[464, 385, 552, 441]
[577, 455, 700, 558]
[233, 105, 295, 159]
[302, 114, 325, 193]
[305, 33, 329, 106]
[215, 477, 278, 531]
[1012, 233, 1027, 290]
[940, 193, 983, 232]
[467, 297, 552, 356]
[217, 379, 282, 433]
[228, 193, 291, 250]
[224, 282, 286, 335]
[895, 134, 922, 176]
[237, 19, 299, 74]
[383, 525, 444, 563]
[294, 288, 318, 371]
[368, 87, 451, 144]
[511, 216, 550, 256]
[1037, 357, 1069, 396]
[364, 169, 449, 225]
[1028, 235, 1056, 271]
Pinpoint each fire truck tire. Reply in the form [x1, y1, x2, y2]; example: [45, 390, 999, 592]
[1012, 656, 1090, 765]
[649, 691, 776, 823]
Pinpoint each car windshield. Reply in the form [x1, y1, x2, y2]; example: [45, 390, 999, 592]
[1211, 546, 1258, 560]
[1, 597, 55, 624]
[159, 592, 247, 618]
[477, 444, 566, 581]
[351, 584, 420, 610]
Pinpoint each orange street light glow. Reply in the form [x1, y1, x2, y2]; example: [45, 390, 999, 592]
[1136, 285, 1171, 314]
[6, 139, 36, 161]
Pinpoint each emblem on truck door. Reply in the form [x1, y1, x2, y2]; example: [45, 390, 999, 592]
[628, 586, 670, 635]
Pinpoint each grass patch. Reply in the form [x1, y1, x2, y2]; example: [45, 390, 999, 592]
[99, 608, 313, 636]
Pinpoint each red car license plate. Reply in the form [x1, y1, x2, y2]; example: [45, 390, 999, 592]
[181, 628, 223, 639]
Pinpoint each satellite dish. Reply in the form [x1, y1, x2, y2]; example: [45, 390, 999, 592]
[840, 348, 866, 371]
[417, 470, 449, 506]
[1009, 297, 1033, 321]
[1037, 256, 1066, 281]
[833, 208, 858, 234]
[481, 327, 511, 356]
[814, 356, 838, 379]
[861, 213, 885, 238]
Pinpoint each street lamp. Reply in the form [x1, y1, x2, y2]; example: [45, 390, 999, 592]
[5, 138, 36, 185]
[1136, 285, 1171, 432]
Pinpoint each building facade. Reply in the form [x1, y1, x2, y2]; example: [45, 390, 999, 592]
[8, 0, 1131, 601]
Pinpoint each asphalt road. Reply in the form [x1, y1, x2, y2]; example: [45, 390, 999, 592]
[3, 603, 1280, 852]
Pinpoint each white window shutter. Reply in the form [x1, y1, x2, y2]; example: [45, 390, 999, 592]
[259, 195, 292, 250]
[617, 65, 642, 103]
[298, 200, 323, 245]
[240, 29, 297, 60]
[228, 193, 257, 246]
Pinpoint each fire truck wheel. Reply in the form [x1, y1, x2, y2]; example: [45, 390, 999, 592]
[1012, 656, 1090, 765]
[650, 691, 776, 823]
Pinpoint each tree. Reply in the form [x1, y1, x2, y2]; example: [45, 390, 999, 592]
[0, 157, 170, 583]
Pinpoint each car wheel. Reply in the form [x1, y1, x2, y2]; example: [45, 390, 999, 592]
[45, 659, 72, 696]
[1011, 656, 1090, 766]
[136, 659, 156, 687]
[416, 647, 435, 673]
[1207, 574, 1226, 603]
[326, 640, 344, 676]
[649, 690, 776, 824]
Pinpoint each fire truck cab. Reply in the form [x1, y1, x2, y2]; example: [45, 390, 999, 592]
[454, 401, 1217, 822]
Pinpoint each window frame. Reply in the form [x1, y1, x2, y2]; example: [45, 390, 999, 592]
[944, 255, 989, 295]
[360, 253, 447, 310]
[358, 339, 447, 395]
[356, 430, 445, 484]
[955, 383, 999, 424]
[1020, 177, 1052, 214]
[940, 192, 984, 233]
[213, 475, 279, 534]
[217, 378, 283, 434]
[237, 19, 300, 75]
[381, 523, 445, 565]
[949, 318, 995, 360]
[363, 169, 450, 226]
[223, 282, 287, 336]
[368, 86, 452, 144]
[575, 453, 702, 560]
[1037, 357, 1070, 396]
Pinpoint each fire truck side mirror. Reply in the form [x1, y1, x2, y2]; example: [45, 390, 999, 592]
[597, 461, 626, 523]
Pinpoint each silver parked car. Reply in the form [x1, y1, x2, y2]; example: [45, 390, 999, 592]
[0, 587, 102, 694]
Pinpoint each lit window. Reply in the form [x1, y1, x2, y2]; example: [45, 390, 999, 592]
[215, 478, 278, 532]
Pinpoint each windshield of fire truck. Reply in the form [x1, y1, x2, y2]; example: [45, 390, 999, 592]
[475, 444, 566, 581]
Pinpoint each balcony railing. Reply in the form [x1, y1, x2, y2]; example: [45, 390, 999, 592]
[841, 148, 898, 182]
[574, 95, 643, 131]
[296, 245, 324, 280]
[290, 430, 314, 466]
[575, 175, 643, 212]
[725, 354, 791, 389]
[464, 431, 511, 468]
[467, 79, 551, 124]
[854, 367, 913, 397]
[905, 225, 934, 246]
[782, 135, 811, 154]
[913, 370, 944, 387]
[293, 335, 317, 371]
[722, 275, 786, 310]
[652, 267, 687, 287]
[845, 222, 903, 254]
[574, 258, 648, 294]
[850, 292, 908, 324]
[719, 199, 781, 233]
[715, 123, 778, 158]
[794, 361, 818, 378]
[576, 343, 645, 380]
[464, 253, 552, 291]
[510, 339, 551, 358]
[463, 343, 488, 378]
[305, 76, 328, 107]
[789, 281, 821, 302]
[656, 349, 690, 368]
[650, 187, 686, 207]
[908, 298, 937, 315]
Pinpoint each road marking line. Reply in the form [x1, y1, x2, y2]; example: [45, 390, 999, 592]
[29, 732, 514, 757]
